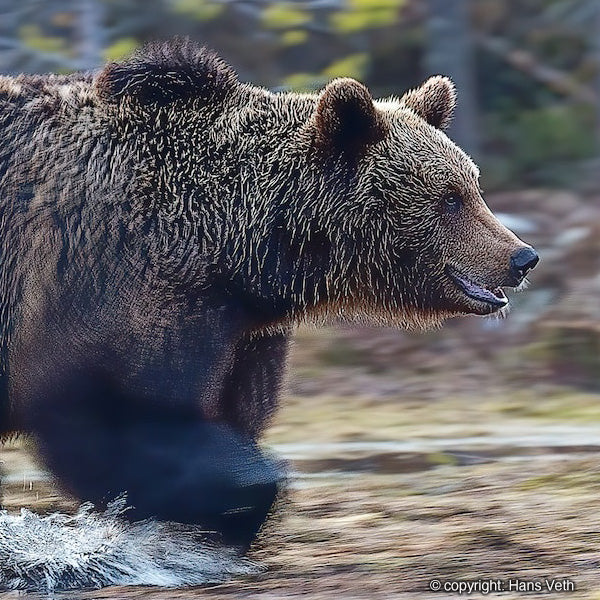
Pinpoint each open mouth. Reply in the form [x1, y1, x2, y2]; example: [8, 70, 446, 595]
[445, 265, 508, 309]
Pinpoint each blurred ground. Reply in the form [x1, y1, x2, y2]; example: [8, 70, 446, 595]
[3, 321, 600, 598]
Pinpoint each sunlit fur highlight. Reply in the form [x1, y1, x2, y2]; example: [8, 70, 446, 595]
[0, 39, 528, 435]
[0, 42, 537, 582]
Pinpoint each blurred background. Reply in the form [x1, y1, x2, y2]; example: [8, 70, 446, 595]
[1, 1, 600, 597]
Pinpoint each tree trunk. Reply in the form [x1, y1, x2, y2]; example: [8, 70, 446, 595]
[78, 0, 105, 70]
[425, 0, 480, 158]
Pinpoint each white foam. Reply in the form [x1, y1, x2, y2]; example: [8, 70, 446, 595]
[0, 497, 256, 592]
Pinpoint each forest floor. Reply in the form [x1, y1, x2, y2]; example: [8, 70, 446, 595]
[2, 326, 600, 599]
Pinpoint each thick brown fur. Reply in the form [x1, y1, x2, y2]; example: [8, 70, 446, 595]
[399, 75, 457, 130]
[0, 40, 536, 548]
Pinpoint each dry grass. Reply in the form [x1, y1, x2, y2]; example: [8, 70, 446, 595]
[4, 450, 600, 599]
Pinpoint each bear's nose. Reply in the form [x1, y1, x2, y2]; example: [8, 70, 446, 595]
[510, 247, 539, 282]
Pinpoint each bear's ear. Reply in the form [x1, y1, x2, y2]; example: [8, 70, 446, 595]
[399, 76, 456, 130]
[313, 78, 387, 154]
[95, 39, 237, 106]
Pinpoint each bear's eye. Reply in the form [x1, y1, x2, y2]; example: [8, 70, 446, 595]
[442, 191, 463, 213]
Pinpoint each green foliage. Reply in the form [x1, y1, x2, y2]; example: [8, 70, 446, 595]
[516, 106, 595, 165]
[331, 0, 405, 34]
[485, 104, 596, 187]
[103, 38, 138, 62]
[19, 24, 69, 55]
[322, 53, 369, 80]
[172, 0, 224, 21]
[283, 72, 327, 92]
[281, 30, 308, 47]
[262, 3, 311, 29]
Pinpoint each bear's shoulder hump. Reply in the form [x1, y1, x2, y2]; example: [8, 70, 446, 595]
[95, 38, 238, 107]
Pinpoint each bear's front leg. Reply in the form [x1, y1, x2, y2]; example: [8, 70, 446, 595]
[219, 330, 290, 437]
[29, 370, 281, 549]
[121, 419, 281, 549]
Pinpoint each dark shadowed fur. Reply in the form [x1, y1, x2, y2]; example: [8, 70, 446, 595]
[96, 39, 237, 105]
[0, 39, 536, 552]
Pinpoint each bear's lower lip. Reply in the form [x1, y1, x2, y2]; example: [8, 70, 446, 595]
[445, 266, 508, 309]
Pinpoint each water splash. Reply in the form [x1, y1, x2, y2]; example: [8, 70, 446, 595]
[0, 497, 256, 592]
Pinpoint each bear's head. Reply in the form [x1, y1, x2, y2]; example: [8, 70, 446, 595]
[306, 76, 538, 328]
[93, 42, 537, 330]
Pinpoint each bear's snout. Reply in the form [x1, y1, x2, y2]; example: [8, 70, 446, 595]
[509, 246, 539, 286]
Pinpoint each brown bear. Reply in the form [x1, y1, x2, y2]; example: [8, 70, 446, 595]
[0, 39, 538, 550]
